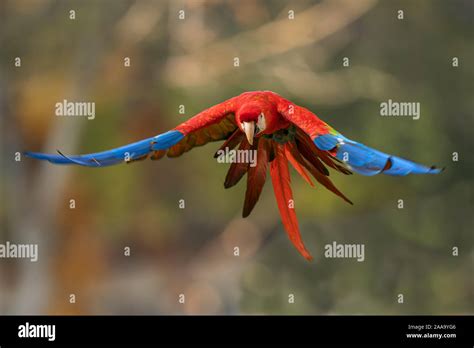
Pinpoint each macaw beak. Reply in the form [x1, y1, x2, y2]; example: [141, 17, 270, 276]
[242, 121, 255, 145]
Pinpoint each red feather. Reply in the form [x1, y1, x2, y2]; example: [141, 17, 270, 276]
[284, 142, 314, 187]
[270, 143, 313, 261]
[214, 129, 244, 158]
[174, 97, 238, 135]
[276, 97, 330, 139]
[296, 129, 352, 175]
[242, 138, 270, 217]
[224, 139, 251, 189]
[298, 154, 353, 205]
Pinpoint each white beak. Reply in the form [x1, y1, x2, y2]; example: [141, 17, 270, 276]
[242, 121, 255, 145]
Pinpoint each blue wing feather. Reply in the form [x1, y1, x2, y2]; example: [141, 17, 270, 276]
[314, 133, 442, 176]
[25, 130, 184, 167]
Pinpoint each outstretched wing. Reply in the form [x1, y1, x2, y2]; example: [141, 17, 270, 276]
[25, 97, 239, 167]
[156, 114, 237, 159]
[277, 101, 442, 176]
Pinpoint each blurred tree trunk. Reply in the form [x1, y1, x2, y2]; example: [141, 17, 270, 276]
[6, 11, 110, 314]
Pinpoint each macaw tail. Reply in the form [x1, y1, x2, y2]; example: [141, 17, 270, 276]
[270, 143, 313, 261]
[314, 132, 443, 176]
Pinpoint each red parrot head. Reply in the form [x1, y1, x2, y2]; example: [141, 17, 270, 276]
[236, 102, 284, 145]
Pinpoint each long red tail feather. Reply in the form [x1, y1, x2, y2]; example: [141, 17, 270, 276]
[270, 143, 313, 261]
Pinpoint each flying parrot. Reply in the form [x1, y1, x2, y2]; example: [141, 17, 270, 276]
[25, 91, 442, 260]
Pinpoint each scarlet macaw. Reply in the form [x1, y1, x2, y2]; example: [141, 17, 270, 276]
[25, 91, 442, 260]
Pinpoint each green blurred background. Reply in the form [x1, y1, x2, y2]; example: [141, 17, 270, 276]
[0, 0, 472, 315]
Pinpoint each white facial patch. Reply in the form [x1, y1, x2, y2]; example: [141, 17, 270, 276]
[256, 113, 266, 133]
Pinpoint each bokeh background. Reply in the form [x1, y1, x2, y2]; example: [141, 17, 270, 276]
[0, 0, 473, 315]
